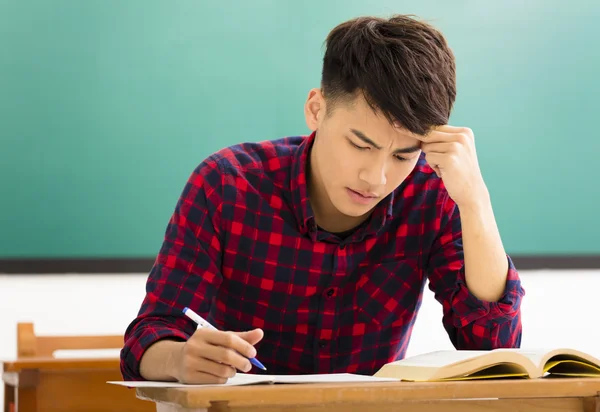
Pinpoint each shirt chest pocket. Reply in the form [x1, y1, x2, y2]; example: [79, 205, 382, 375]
[353, 258, 424, 327]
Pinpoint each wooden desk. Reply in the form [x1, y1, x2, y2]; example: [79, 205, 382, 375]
[136, 378, 600, 412]
[2, 357, 155, 412]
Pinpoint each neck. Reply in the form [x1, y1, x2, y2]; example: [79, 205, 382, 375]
[307, 140, 369, 234]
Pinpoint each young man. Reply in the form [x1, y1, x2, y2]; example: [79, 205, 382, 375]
[120, 14, 525, 383]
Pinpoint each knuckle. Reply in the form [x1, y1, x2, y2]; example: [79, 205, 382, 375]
[246, 345, 257, 358]
[223, 350, 237, 365]
[223, 333, 235, 347]
[192, 327, 208, 337]
[190, 329, 208, 345]
[217, 347, 230, 363]
[187, 339, 205, 354]
[217, 364, 232, 378]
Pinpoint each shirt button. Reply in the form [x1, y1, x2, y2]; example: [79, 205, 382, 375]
[318, 339, 328, 348]
[326, 288, 335, 297]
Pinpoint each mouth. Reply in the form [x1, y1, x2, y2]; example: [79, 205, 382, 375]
[351, 189, 378, 198]
[346, 188, 380, 204]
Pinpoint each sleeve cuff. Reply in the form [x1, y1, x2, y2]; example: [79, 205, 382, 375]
[450, 255, 525, 329]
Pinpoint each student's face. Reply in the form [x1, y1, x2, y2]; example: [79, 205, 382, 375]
[305, 89, 422, 219]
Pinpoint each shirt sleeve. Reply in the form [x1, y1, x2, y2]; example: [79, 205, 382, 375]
[120, 157, 225, 380]
[425, 193, 525, 351]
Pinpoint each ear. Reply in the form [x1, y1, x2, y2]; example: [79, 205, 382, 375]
[304, 88, 325, 131]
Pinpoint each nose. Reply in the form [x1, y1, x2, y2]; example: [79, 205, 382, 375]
[358, 159, 387, 187]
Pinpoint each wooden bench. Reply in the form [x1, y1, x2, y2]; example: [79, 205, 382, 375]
[2, 322, 155, 412]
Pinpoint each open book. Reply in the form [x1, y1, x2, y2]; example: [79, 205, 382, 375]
[108, 373, 400, 388]
[373, 348, 600, 381]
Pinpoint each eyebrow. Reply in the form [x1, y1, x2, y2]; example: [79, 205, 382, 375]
[350, 128, 421, 154]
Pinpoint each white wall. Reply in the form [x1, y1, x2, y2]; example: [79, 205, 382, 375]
[1, 270, 599, 404]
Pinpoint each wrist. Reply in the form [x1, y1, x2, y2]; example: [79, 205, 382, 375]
[167, 341, 186, 381]
[457, 186, 491, 216]
[139, 339, 185, 381]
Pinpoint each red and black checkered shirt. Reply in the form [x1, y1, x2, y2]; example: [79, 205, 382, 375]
[120, 132, 525, 380]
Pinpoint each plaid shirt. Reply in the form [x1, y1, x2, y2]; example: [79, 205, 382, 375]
[120, 132, 525, 380]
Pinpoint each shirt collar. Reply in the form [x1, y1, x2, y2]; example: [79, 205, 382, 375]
[290, 131, 395, 242]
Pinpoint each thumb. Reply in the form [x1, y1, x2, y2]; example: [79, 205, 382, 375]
[233, 328, 264, 345]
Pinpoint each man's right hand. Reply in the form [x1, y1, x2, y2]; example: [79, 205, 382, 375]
[173, 327, 264, 384]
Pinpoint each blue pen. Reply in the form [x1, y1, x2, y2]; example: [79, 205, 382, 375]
[182, 307, 266, 371]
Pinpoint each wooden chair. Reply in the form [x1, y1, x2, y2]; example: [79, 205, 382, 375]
[3, 322, 155, 412]
[16, 322, 124, 358]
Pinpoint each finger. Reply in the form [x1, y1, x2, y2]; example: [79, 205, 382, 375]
[413, 129, 455, 143]
[433, 125, 475, 138]
[420, 127, 474, 144]
[179, 369, 228, 385]
[233, 329, 264, 346]
[182, 342, 239, 378]
[195, 357, 237, 379]
[196, 329, 257, 359]
[199, 341, 252, 372]
[433, 125, 463, 133]
[421, 141, 461, 154]
[423, 152, 446, 170]
[434, 126, 474, 141]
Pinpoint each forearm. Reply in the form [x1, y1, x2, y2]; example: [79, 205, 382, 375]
[460, 192, 509, 302]
[139, 339, 185, 381]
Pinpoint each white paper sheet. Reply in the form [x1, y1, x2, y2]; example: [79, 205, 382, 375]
[108, 373, 400, 388]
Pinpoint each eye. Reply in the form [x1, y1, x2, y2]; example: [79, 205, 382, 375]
[348, 139, 369, 150]
[394, 154, 409, 162]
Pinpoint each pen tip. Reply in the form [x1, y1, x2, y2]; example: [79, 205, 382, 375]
[251, 359, 267, 370]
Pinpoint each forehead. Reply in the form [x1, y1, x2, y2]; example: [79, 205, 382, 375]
[329, 95, 417, 143]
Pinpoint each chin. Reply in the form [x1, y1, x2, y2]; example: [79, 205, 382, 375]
[333, 200, 374, 218]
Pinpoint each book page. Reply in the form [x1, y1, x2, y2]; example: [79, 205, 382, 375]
[544, 359, 600, 376]
[391, 349, 557, 369]
[386, 350, 490, 368]
[491, 348, 555, 368]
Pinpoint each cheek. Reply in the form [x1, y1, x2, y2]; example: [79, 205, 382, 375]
[386, 161, 418, 187]
[323, 146, 356, 183]
[335, 148, 359, 179]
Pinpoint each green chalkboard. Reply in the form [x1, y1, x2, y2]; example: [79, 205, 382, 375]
[1, 0, 598, 258]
